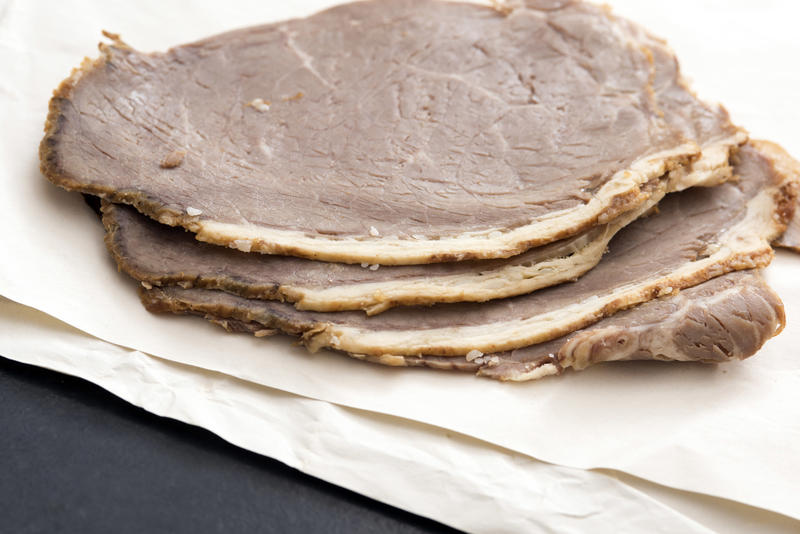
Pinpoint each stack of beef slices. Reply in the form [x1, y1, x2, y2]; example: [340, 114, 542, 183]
[40, 0, 800, 381]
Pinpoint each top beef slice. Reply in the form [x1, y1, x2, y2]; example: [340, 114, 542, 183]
[40, 0, 742, 264]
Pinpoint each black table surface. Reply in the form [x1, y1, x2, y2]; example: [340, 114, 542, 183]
[0, 355, 461, 534]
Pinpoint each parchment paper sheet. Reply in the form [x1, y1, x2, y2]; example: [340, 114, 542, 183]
[4, 298, 800, 534]
[1, 0, 799, 521]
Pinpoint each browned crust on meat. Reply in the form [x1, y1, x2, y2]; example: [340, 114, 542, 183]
[756, 140, 800, 252]
[750, 140, 800, 227]
[40, 42, 194, 232]
[101, 205, 287, 302]
[139, 286, 308, 338]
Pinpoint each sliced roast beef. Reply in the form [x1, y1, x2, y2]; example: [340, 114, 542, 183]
[41, 0, 742, 265]
[477, 270, 785, 381]
[192, 270, 785, 381]
[102, 178, 665, 314]
[136, 143, 798, 358]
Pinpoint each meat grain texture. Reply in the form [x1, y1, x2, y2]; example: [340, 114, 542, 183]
[41, 0, 742, 264]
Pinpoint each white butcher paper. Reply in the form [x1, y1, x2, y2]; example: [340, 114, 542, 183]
[1, 0, 799, 520]
[4, 297, 800, 534]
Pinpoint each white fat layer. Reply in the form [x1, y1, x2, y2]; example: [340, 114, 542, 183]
[287, 186, 664, 313]
[667, 132, 747, 191]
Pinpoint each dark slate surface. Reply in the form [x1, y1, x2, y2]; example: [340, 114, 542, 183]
[0, 355, 461, 534]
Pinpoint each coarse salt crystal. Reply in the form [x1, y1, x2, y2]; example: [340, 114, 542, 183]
[466, 349, 483, 362]
[141, 281, 153, 290]
[361, 262, 370, 268]
[232, 239, 252, 252]
[186, 207, 202, 216]
[369, 264, 380, 271]
[369, 226, 380, 237]
[248, 98, 270, 112]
